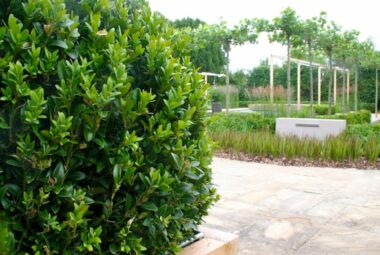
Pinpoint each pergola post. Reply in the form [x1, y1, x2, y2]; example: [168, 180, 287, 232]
[318, 66, 322, 105]
[376, 69, 378, 117]
[268, 55, 346, 109]
[270, 57, 274, 104]
[333, 69, 337, 104]
[347, 71, 350, 107]
[297, 63, 301, 110]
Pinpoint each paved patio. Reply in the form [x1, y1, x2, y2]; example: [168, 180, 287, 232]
[203, 157, 380, 255]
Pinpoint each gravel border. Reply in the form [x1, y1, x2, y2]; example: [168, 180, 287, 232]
[215, 150, 380, 170]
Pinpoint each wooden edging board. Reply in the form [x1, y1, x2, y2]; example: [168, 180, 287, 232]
[180, 226, 239, 255]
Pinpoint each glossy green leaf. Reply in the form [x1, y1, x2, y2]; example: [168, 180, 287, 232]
[113, 164, 121, 184]
[68, 171, 86, 181]
[53, 162, 65, 184]
[84, 125, 94, 142]
[141, 202, 158, 212]
[50, 40, 68, 49]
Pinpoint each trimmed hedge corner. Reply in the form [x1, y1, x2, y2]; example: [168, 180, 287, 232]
[314, 104, 336, 115]
[0, 0, 218, 254]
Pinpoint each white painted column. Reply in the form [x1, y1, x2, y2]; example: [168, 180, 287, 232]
[334, 69, 337, 104]
[297, 63, 301, 110]
[347, 71, 350, 106]
[270, 57, 274, 104]
[318, 66, 322, 105]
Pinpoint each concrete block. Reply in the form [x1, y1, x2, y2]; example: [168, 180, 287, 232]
[276, 118, 346, 140]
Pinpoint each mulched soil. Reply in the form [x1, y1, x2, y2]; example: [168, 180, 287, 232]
[215, 150, 380, 170]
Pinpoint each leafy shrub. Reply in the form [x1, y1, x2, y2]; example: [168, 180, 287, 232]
[314, 104, 336, 115]
[345, 110, 371, 124]
[208, 112, 275, 133]
[0, 1, 218, 254]
[314, 110, 371, 125]
[360, 102, 375, 113]
[346, 123, 380, 141]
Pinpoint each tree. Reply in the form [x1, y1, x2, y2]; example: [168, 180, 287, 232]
[318, 21, 341, 114]
[197, 19, 260, 111]
[220, 20, 260, 111]
[362, 49, 380, 115]
[334, 30, 360, 112]
[172, 17, 205, 29]
[269, 7, 302, 116]
[299, 13, 326, 115]
[173, 20, 228, 74]
[349, 40, 374, 111]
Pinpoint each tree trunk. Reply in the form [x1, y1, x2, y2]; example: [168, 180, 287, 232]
[342, 62, 346, 113]
[308, 41, 313, 116]
[287, 38, 291, 116]
[376, 68, 378, 117]
[328, 51, 333, 115]
[354, 65, 358, 111]
[226, 49, 230, 113]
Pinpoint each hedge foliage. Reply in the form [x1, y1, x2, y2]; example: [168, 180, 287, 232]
[344, 110, 371, 124]
[346, 123, 380, 141]
[317, 110, 372, 125]
[208, 112, 275, 133]
[314, 104, 336, 115]
[0, 0, 218, 254]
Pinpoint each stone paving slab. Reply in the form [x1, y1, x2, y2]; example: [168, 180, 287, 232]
[203, 157, 380, 255]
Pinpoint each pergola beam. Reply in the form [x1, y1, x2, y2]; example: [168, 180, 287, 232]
[270, 54, 349, 71]
[200, 72, 226, 84]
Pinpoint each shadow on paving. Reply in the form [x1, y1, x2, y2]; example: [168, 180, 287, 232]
[203, 157, 380, 255]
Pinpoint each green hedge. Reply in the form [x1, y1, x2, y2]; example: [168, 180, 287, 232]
[0, 1, 218, 254]
[314, 110, 371, 125]
[345, 123, 380, 141]
[208, 113, 275, 133]
[345, 110, 371, 124]
[314, 104, 336, 115]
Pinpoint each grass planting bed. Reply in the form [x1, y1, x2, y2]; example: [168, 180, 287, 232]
[209, 112, 380, 169]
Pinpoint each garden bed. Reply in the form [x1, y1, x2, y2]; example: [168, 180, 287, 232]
[209, 112, 379, 168]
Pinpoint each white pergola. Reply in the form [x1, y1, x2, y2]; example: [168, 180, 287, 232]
[200, 72, 226, 84]
[269, 54, 350, 110]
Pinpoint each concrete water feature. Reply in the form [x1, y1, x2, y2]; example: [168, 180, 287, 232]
[204, 157, 380, 255]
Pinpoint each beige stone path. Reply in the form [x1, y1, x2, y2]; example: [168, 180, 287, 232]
[203, 157, 380, 255]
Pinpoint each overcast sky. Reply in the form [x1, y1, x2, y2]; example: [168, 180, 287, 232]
[149, 0, 380, 71]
